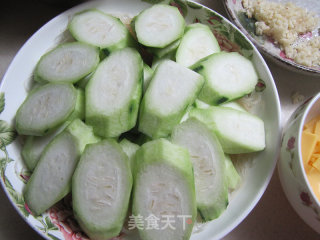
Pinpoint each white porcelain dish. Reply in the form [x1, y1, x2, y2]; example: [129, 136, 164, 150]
[0, 0, 281, 239]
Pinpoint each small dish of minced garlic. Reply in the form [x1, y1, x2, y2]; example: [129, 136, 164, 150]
[224, 0, 320, 75]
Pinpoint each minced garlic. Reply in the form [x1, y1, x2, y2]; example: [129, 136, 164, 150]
[242, 0, 320, 67]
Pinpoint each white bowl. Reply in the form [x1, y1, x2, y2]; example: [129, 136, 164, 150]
[279, 93, 320, 234]
[0, 0, 281, 239]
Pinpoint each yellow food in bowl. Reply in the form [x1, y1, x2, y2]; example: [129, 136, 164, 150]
[302, 116, 320, 201]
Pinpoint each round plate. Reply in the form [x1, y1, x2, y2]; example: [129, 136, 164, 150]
[223, 0, 320, 76]
[0, 0, 281, 239]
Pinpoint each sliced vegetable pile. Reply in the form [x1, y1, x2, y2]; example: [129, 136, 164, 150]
[16, 4, 265, 240]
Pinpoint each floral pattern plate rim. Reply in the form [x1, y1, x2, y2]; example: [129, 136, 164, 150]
[0, 0, 281, 240]
[223, 0, 320, 76]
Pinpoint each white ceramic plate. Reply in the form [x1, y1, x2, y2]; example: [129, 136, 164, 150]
[0, 0, 281, 239]
[223, 0, 320, 76]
